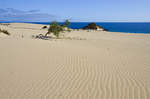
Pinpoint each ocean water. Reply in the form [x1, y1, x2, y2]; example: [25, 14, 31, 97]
[1, 22, 150, 33]
[30, 22, 150, 34]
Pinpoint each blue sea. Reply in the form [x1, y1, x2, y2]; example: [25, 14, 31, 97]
[1, 22, 150, 34]
[32, 22, 150, 34]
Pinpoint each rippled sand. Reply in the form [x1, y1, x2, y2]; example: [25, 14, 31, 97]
[0, 23, 150, 99]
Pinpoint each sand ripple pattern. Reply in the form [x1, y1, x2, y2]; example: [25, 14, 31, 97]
[0, 37, 150, 99]
[12, 54, 149, 99]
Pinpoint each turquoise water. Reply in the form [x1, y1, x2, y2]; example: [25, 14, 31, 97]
[1, 22, 150, 33]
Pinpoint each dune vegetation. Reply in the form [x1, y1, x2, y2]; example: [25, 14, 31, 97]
[0, 28, 10, 35]
[45, 20, 71, 38]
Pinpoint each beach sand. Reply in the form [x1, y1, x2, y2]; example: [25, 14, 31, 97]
[0, 23, 150, 99]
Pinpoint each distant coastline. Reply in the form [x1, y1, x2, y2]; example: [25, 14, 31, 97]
[0, 22, 150, 34]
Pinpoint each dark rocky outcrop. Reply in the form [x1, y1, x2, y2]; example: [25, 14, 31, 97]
[42, 26, 48, 29]
[82, 23, 106, 31]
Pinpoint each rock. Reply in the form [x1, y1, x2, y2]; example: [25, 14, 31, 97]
[82, 22, 105, 31]
[42, 26, 48, 29]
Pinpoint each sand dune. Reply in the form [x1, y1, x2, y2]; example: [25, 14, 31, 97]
[0, 23, 150, 99]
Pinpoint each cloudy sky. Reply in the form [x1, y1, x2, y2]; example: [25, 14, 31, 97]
[0, 0, 150, 22]
[0, 8, 60, 22]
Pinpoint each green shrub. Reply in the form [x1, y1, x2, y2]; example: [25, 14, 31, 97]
[0, 29, 10, 35]
[61, 24, 66, 28]
[48, 22, 63, 38]
[61, 20, 71, 32]
[63, 20, 70, 27]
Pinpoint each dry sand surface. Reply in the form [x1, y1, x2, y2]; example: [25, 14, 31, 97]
[0, 23, 150, 99]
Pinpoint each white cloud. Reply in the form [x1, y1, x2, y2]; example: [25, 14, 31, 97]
[0, 8, 59, 22]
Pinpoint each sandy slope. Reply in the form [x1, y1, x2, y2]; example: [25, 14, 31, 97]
[0, 23, 150, 99]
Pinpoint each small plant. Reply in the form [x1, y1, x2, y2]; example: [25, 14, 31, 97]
[61, 20, 71, 32]
[0, 29, 10, 35]
[47, 22, 63, 38]
[67, 29, 71, 32]
[63, 20, 70, 27]
[61, 24, 66, 28]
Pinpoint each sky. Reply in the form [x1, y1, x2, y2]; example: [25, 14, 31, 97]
[0, 0, 150, 22]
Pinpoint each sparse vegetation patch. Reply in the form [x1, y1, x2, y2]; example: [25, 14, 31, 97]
[0, 29, 10, 35]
